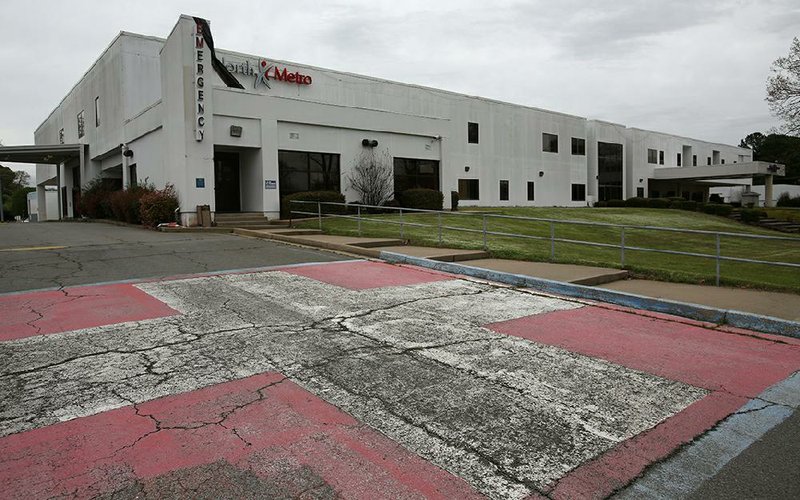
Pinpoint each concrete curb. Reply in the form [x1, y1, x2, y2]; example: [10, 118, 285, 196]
[232, 228, 382, 258]
[380, 251, 800, 339]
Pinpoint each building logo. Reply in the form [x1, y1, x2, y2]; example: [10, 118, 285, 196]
[220, 57, 312, 89]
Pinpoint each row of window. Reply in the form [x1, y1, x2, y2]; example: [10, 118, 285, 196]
[467, 122, 586, 156]
[458, 179, 586, 202]
[647, 148, 733, 166]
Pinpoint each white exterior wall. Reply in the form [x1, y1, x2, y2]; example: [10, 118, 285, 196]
[34, 15, 756, 222]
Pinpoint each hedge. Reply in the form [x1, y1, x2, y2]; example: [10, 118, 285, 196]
[739, 208, 767, 223]
[701, 203, 733, 217]
[646, 198, 671, 209]
[450, 191, 459, 212]
[624, 197, 648, 208]
[606, 199, 626, 207]
[777, 193, 800, 207]
[109, 185, 155, 224]
[281, 191, 345, 218]
[398, 189, 444, 210]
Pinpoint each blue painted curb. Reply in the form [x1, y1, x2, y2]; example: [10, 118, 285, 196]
[380, 252, 800, 339]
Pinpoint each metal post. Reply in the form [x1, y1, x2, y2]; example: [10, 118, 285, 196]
[482, 214, 488, 250]
[399, 208, 404, 240]
[317, 201, 322, 230]
[715, 233, 721, 287]
[357, 205, 362, 236]
[620, 227, 626, 267]
[550, 222, 555, 260]
[438, 212, 443, 245]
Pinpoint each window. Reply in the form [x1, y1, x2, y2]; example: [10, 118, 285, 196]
[527, 181, 535, 201]
[693, 155, 697, 166]
[677, 153, 682, 166]
[647, 149, 658, 164]
[58, 128, 64, 144]
[598, 142, 623, 201]
[499, 180, 509, 201]
[721, 159, 725, 164]
[129, 164, 138, 188]
[637, 187, 645, 198]
[458, 179, 479, 200]
[468, 122, 479, 144]
[278, 150, 341, 196]
[658, 150, 664, 165]
[77, 110, 85, 138]
[571, 184, 586, 202]
[571, 137, 585, 155]
[542, 133, 558, 153]
[707, 157, 712, 165]
[393, 158, 440, 194]
[94, 96, 101, 127]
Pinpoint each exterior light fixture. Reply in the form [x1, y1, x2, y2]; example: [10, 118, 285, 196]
[123, 149, 133, 158]
[639, 178, 643, 183]
[230, 125, 243, 137]
[539, 171, 544, 177]
[465, 166, 470, 172]
[361, 139, 379, 148]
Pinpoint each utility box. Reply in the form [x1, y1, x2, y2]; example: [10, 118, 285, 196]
[196, 205, 212, 227]
[741, 191, 760, 208]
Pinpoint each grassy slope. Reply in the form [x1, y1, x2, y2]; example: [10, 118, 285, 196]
[298, 207, 800, 293]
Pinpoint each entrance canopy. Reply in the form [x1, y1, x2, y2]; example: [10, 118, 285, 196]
[650, 161, 785, 181]
[0, 144, 83, 165]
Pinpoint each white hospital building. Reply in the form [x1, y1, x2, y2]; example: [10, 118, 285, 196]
[0, 15, 785, 224]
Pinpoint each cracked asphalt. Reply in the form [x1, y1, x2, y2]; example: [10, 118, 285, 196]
[1, 222, 799, 499]
[0, 222, 346, 293]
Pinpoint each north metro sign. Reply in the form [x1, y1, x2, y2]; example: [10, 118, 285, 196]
[220, 57, 312, 89]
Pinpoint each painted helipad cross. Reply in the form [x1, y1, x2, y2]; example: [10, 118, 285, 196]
[1, 260, 799, 499]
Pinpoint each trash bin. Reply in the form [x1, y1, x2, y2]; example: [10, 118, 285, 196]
[196, 205, 211, 227]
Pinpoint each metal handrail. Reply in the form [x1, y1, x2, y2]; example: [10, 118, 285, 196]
[289, 200, 800, 286]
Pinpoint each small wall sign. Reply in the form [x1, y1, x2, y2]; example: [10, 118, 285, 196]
[196, 178, 206, 188]
[264, 180, 277, 190]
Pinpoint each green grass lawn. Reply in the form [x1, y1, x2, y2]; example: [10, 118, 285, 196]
[296, 206, 800, 293]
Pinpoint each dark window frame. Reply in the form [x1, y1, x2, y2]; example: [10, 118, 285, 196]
[677, 153, 682, 166]
[527, 181, 535, 201]
[77, 110, 85, 139]
[647, 149, 658, 164]
[393, 157, 441, 194]
[278, 150, 341, 197]
[693, 155, 697, 166]
[659, 150, 664, 165]
[94, 96, 101, 127]
[571, 137, 586, 156]
[458, 179, 480, 200]
[571, 183, 586, 202]
[499, 180, 509, 201]
[468, 122, 479, 144]
[542, 133, 559, 153]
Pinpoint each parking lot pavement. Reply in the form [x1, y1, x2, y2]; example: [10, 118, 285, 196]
[1, 259, 799, 498]
[0, 222, 347, 293]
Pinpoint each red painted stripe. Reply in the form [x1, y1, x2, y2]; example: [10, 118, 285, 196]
[0, 372, 481, 499]
[284, 260, 455, 290]
[546, 391, 746, 500]
[0, 284, 179, 341]
[488, 306, 800, 397]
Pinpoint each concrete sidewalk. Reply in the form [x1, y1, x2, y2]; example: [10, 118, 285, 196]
[195, 227, 800, 323]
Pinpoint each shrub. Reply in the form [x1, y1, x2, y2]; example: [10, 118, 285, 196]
[398, 189, 444, 210]
[701, 203, 733, 217]
[80, 178, 117, 219]
[606, 199, 626, 207]
[777, 192, 800, 207]
[739, 208, 767, 223]
[624, 197, 648, 208]
[646, 198, 672, 209]
[139, 184, 180, 227]
[594, 200, 608, 208]
[451, 191, 459, 212]
[281, 191, 345, 219]
[108, 185, 154, 224]
[678, 200, 699, 211]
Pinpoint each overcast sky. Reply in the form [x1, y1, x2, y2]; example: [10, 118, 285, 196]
[1, 0, 798, 182]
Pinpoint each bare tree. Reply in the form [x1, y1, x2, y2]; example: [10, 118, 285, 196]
[347, 148, 394, 206]
[767, 37, 800, 135]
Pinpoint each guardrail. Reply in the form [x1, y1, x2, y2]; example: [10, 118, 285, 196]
[290, 200, 800, 286]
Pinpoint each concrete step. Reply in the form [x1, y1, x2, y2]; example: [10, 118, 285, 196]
[215, 221, 271, 227]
